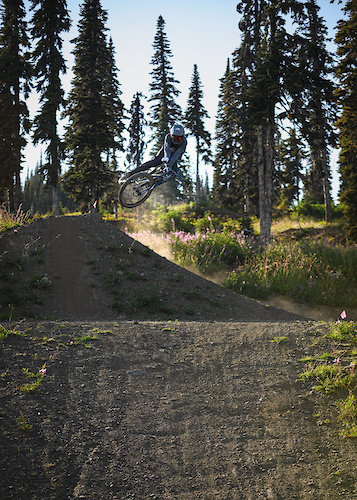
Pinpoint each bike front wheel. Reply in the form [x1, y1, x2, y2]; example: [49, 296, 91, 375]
[119, 172, 154, 208]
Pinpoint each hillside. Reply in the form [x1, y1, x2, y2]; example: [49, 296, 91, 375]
[0, 214, 302, 322]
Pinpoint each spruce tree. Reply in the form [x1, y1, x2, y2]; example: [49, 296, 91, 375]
[231, 39, 257, 217]
[184, 64, 211, 202]
[275, 127, 306, 211]
[22, 164, 76, 214]
[126, 92, 146, 171]
[148, 15, 182, 153]
[335, 0, 357, 240]
[213, 59, 243, 209]
[30, 0, 71, 217]
[293, 0, 336, 222]
[62, 0, 125, 211]
[0, 0, 31, 211]
[22, 165, 51, 214]
[103, 36, 125, 160]
[235, 0, 310, 242]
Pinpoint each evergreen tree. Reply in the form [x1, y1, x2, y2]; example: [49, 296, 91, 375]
[335, 0, 357, 240]
[126, 91, 146, 171]
[148, 15, 182, 153]
[103, 36, 125, 159]
[184, 64, 211, 202]
[213, 59, 243, 209]
[293, 0, 336, 222]
[235, 0, 310, 242]
[231, 42, 257, 216]
[0, 0, 31, 211]
[22, 164, 76, 214]
[62, 0, 125, 211]
[30, 0, 71, 217]
[22, 165, 51, 214]
[275, 127, 306, 211]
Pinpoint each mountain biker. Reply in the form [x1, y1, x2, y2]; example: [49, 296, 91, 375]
[128, 123, 187, 176]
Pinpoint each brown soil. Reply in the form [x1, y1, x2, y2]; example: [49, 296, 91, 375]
[1, 215, 356, 499]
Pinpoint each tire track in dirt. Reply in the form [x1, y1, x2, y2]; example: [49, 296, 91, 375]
[48, 217, 99, 319]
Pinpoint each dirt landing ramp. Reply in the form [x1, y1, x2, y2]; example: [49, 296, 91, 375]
[1, 320, 356, 499]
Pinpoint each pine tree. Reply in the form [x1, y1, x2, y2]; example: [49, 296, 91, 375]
[335, 0, 357, 240]
[22, 164, 76, 214]
[213, 59, 243, 209]
[30, 0, 71, 217]
[103, 36, 125, 158]
[148, 15, 182, 153]
[62, 0, 125, 211]
[184, 64, 211, 202]
[0, 0, 31, 211]
[293, 0, 336, 222]
[22, 165, 51, 214]
[126, 92, 146, 171]
[231, 39, 257, 217]
[235, 0, 311, 242]
[275, 127, 306, 211]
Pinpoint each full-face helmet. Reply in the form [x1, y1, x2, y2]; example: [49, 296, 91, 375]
[170, 123, 185, 144]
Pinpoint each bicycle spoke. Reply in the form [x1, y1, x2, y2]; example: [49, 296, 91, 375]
[119, 173, 154, 208]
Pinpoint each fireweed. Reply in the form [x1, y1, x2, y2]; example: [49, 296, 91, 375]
[128, 228, 357, 307]
[20, 364, 47, 393]
[166, 229, 259, 274]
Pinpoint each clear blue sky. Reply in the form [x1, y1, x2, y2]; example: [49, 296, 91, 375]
[23, 0, 345, 200]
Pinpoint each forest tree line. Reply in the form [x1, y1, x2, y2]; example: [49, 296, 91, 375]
[0, 0, 356, 240]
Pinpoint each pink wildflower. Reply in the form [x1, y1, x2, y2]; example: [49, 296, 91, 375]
[340, 310, 347, 320]
[333, 358, 340, 365]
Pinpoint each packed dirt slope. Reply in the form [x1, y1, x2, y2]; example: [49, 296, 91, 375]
[1, 215, 356, 499]
[0, 214, 304, 322]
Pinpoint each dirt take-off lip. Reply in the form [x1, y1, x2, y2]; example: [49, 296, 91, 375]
[1, 215, 356, 499]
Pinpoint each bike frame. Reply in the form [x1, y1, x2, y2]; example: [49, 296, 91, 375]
[150, 163, 186, 186]
[135, 164, 186, 195]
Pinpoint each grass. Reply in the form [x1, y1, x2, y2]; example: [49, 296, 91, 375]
[299, 319, 357, 436]
[128, 214, 357, 308]
[270, 336, 288, 344]
[129, 288, 173, 314]
[0, 205, 31, 233]
[72, 334, 97, 348]
[0, 324, 24, 341]
[226, 240, 357, 307]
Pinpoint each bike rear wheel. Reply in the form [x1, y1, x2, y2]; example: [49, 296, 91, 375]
[119, 172, 154, 208]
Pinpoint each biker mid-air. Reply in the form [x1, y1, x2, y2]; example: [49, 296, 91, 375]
[118, 124, 187, 208]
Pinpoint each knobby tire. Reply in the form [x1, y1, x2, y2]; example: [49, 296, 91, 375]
[119, 172, 154, 208]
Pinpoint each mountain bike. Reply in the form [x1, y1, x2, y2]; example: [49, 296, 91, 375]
[118, 163, 187, 208]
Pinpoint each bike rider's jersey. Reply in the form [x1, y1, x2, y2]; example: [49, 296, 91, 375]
[163, 133, 187, 168]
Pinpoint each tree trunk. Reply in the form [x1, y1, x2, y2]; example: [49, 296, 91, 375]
[8, 187, 15, 213]
[195, 142, 200, 203]
[257, 122, 274, 245]
[51, 152, 61, 217]
[14, 170, 22, 212]
[321, 148, 333, 223]
[52, 184, 60, 217]
[244, 161, 250, 216]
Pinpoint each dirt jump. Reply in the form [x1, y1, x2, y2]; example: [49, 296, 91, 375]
[1, 215, 356, 499]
